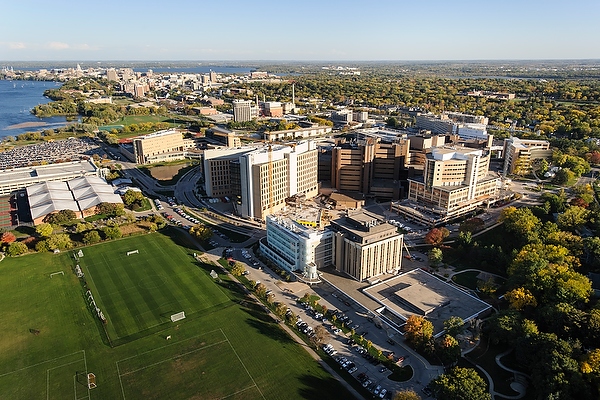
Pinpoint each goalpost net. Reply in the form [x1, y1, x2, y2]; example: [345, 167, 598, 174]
[170, 311, 186, 322]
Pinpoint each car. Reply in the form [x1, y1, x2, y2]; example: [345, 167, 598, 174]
[379, 366, 387, 373]
[373, 385, 382, 395]
[351, 324, 360, 330]
[362, 379, 372, 388]
[333, 328, 342, 335]
[348, 366, 357, 374]
[379, 388, 387, 398]
[356, 373, 367, 382]
[242, 271, 249, 276]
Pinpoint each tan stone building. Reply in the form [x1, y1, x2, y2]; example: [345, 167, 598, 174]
[330, 210, 403, 282]
[400, 147, 500, 224]
[133, 129, 185, 164]
[502, 137, 552, 175]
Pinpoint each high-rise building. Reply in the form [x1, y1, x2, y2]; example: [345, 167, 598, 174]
[106, 68, 118, 81]
[203, 141, 319, 220]
[330, 210, 403, 282]
[330, 132, 409, 200]
[260, 214, 333, 278]
[399, 147, 500, 224]
[232, 99, 257, 122]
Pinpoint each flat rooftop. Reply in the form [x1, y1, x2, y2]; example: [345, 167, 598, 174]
[363, 269, 491, 336]
[0, 160, 97, 185]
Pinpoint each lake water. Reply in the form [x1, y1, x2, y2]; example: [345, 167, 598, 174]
[0, 80, 68, 139]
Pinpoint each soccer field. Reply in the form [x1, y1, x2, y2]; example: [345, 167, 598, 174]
[0, 230, 353, 400]
[79, 233, 230, 345]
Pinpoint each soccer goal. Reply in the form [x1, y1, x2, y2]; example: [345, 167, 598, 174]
[126, 250, 139, 256]
[170, 311, 186, 322]
[49, 271, 64, 278]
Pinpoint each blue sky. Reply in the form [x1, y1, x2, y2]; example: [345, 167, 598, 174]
[1, 0, 599, 61]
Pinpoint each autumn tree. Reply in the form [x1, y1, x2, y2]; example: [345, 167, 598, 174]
[231, 262, 245, 277]
[404, 315, 434, 349]
[6, 241, 28, 256]
[254, 283, 267, 298]
[393, 390, 422, 400]
[311, 325, 329, 346]
[274, 302, 288, 319]
[189, 224, 212, 241]
[0, 231, 16, 244]
[424, 227, 450, 246]
[35, 223, 53, 238]
[504, 287, 538, 310]
[44, 209, 77, 225]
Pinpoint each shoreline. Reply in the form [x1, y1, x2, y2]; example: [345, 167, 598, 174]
[3, 121, 48, 130]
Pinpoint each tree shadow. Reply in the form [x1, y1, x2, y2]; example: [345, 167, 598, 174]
[297, 372, 354, 400]
[244, 318, 295, 345]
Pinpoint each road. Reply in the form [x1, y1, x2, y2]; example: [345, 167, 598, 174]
[224, 246, 442, 398]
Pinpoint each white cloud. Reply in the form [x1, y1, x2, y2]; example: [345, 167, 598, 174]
[9, 42, 26, 49]
[48, 42, 70, 50]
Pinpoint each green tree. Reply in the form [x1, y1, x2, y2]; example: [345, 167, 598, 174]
[443, 316, 465, 338]
[122, 190, 145, 209]
[556, 205, 589, 232]
[429, 367, 491, 400]
[6, 241, 28, 256]
[46, 233, 73, 250]
[428, 247, 443, 266]
[437, 334, 461, 366]
[44, 209, 77, 225]
[500, 206, 541, 245]
[82, 230, 101, 245]
[35, 223, 54, 238]
[102, 226, 122, 240]
[75, 222, 94, 234]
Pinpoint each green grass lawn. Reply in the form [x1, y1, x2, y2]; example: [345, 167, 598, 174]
[0, 231, 351, 400]
[79, 233, 230, 345]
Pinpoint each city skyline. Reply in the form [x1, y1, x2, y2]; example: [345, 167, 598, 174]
[1, 0, 599, 61]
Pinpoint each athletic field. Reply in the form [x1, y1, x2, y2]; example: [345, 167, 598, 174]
[0, 230, 352, 399]
[78, 233, 230, 345]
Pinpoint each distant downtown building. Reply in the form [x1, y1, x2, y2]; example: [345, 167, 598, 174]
[232, 99, 258, 122]
[203, 141, 318, 221]
[330, 210, 403, 282]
